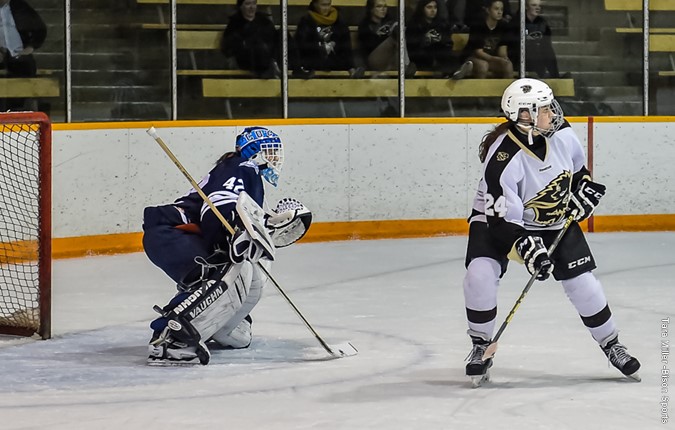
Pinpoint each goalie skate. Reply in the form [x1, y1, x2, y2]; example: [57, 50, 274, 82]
[147, 328, 211, 366]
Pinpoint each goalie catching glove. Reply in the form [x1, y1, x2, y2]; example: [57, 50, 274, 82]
[515, 235, 554, 281]
[568, 179, 606, 222]
[265, 198, 312, 248]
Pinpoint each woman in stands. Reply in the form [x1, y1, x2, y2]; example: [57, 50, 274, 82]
[357, 0, 416, 76]
[405, 0, 472, 79]
[294, 0, 363, 77]
[511, 0, 561, 78]
[464, 0, 513, 78]
[220, 0, 281, 78]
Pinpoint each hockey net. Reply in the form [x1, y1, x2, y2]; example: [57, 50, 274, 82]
[0, 112, 51, 339]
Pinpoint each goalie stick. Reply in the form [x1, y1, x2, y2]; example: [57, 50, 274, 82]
[481, 210, 578, 362]
[146, 127, 357, 360]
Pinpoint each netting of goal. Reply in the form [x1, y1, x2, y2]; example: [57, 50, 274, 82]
[0, 112, 51, 339]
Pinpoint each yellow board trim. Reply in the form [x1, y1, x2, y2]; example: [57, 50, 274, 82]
[53, 233, 144, 259]
[591, 214, 675, 232]
[50, 215, 675, 259]
[56, 115, 669, 131]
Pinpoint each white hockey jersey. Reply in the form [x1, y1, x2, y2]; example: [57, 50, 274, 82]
[470, 121, 590, 247]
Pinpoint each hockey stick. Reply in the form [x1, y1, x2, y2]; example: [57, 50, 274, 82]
[146, 127, 357, 359]
[482, 211, 578, 361]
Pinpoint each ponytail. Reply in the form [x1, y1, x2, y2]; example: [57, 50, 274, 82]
[216, 150, 239, 165]
[479, 122, 510, 162]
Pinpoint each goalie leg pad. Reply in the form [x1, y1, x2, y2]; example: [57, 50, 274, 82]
[149, 261, 253, 364]
[211, 315, 253, 349]
[210, 262, 266, 347]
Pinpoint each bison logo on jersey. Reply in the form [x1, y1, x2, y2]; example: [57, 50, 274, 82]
[496, 151, 509, 161]
[524, 170, 571, 225]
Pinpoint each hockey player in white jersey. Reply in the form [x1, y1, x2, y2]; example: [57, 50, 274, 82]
[462, 78, 640, 385]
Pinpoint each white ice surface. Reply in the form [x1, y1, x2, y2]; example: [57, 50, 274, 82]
[1, 232, 673, 429]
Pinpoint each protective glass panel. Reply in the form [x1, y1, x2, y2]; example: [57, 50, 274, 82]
[557, 1, 643, 116]
[176, 0, 282, 119]
[649, 8, 675, 115]
[70, 2, 171, 121]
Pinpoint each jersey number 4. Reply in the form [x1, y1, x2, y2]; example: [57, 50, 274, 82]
[485, 193, 507, 217]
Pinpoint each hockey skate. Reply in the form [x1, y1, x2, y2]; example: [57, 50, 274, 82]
[465, 331, 493, 388]
[147, 329, 211, 366]
[600, 334, 641, 382]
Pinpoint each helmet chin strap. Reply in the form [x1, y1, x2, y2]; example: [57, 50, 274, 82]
[515, 122, 537, 146]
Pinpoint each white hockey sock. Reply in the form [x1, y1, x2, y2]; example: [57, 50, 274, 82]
[561, 272, 617, 343]
[464, 257, 501, 338]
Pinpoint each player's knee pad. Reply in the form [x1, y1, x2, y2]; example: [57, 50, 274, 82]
[561, 272, 607, 308]
[463, 257, 501, 309]
[561, 271, 611, 326]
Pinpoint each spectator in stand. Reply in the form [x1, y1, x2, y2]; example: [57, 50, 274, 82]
[464, 0, 513, 78]
[294, 0, 364, 78]
[0, 0, 46, 111]
[358, 0, 416, 76]
[510, 0, 560, 78]
[406, 0, 473, 79]
[220, 0, 281, 79]
[465, 0, 512, 27]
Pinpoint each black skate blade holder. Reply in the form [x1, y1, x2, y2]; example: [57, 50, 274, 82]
[482, 211, 577, 361]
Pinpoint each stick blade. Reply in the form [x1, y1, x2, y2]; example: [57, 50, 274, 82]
[304, 342, 358, 361]
[482, 342, 497, 361]
[330, 341, 358, 358]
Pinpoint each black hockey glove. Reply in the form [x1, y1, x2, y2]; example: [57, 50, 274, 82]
[515, 235, 554, 281]
[568, 180, 606, 222]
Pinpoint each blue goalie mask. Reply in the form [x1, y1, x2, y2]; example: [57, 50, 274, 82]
[235, 126, 284, 186]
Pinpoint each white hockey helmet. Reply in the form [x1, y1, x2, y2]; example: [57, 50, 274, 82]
[235, 126, 284, 186]
[501, 78, 564, 134]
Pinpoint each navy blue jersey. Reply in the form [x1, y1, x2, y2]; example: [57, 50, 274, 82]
[174, 154, 264, 223]
[174, 153, 264, 250]
[143, 153, 265, 283]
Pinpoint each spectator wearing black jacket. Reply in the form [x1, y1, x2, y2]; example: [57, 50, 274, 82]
[220, 0, 281, 78]
[358, 0, 418, 76]
[294, 0, 363, 77]
[406, 0, 472, 79]
[511, 0, 560, 78]
[0, 0, 46, 110]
